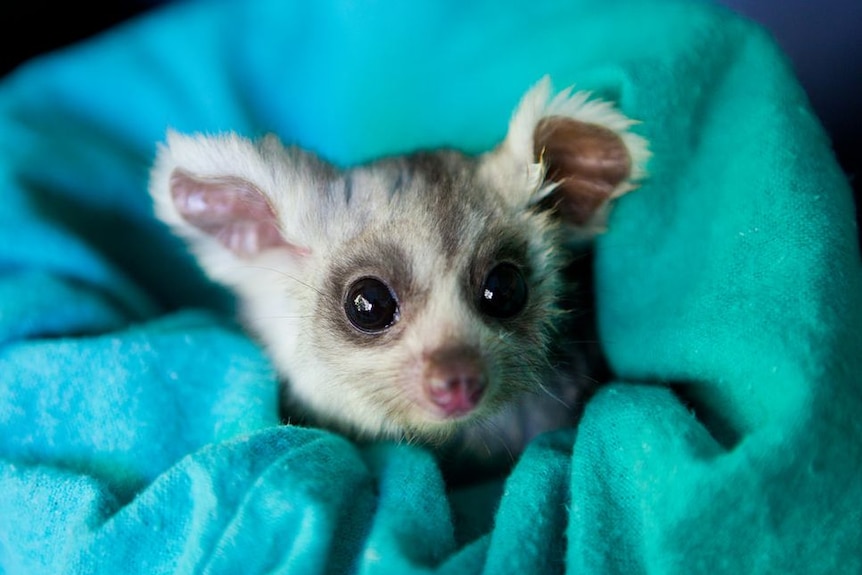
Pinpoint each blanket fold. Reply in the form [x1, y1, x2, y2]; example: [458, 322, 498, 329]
[1, 0, 860, 573]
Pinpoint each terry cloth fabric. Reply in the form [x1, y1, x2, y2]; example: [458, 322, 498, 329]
[1, 0, 860, 573]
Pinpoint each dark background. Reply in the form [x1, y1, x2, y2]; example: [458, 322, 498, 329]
[2, 2, 860, 227]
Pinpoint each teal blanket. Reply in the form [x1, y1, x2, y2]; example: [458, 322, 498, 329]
[2, 0, 860, 573]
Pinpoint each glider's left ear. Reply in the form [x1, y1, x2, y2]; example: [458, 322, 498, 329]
[481, 77, 650, 233]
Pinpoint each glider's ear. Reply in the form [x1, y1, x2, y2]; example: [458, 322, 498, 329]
[167, 169, 294, 258]
[482, 77, 649, 234]
[531, 114, 637, 226]
[149, 132, 324, 273]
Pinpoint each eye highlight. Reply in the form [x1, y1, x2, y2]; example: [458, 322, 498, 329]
[344, 277, 399, 333]
[479, 263, 528, 319]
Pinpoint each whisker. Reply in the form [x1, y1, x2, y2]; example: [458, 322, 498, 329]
[534, 381, 572, 409]
[239, 264, 325, 297]
[477, 416, 515, 464]
[577, 373, 603, 387]
[247, 314, 315, 322]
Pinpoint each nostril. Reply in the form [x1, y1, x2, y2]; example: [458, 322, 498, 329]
[424, 370, 487, 417]
[429, 373, 484, 396]
[422, 345, 487, 418]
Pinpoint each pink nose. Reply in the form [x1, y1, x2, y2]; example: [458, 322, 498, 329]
[423, 346, 486, 417]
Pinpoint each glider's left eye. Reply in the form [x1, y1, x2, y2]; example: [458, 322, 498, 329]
[479, 263, 528, 319]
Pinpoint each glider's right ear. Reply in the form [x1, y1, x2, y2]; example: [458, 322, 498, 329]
[482, 77, 650, 235]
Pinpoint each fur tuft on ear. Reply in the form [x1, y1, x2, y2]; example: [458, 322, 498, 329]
[481, 76, 650, 236]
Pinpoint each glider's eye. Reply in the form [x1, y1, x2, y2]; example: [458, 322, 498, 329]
[479, 263, 528, 319]
[345, 277, 399, 333]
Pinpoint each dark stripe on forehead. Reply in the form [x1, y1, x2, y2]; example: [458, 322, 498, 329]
[343, 172, 354, 204]
[404, 150, 484, 262]
[390, 165, 407, 199]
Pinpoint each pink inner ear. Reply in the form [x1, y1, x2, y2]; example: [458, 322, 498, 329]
[534, 116, 632, 226]
[169, 169, 301, 258]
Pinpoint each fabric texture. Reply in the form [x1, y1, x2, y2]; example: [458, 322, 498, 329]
[1, 0, 860, 573]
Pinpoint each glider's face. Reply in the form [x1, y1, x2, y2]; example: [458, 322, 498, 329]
[297, 152, 562, 440]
